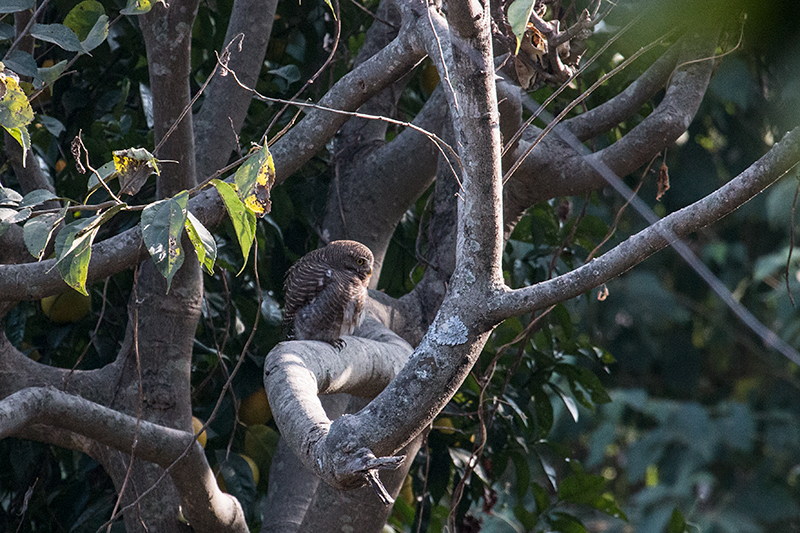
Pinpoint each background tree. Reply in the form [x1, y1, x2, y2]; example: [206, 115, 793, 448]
[0, 0, 799, 532]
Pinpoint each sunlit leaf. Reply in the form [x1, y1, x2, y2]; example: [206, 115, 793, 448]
[3, 51, 37, 80]
[507, 0, 536, 54]
[0, 187, 22, 206]
[141, 190, 189, 292]
[81, 15, 109, 53]
[64, 0, 104, 40]
[0, 70, 34, 130]
[212, 179, 256, 273]
[185, 211, 217, 275]
[54, 216, 101, 295]
[86, 161, 118, 192]
[113, 147, 160, 196]
[3, 125, 31, 165]
[30, 24, 84, 53]
[234, 144, 275, 218]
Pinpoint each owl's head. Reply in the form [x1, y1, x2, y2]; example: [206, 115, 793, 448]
[326, 240, 374, 281]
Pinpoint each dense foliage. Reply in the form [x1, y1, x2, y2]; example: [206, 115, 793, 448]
[1, 0, 798, 532]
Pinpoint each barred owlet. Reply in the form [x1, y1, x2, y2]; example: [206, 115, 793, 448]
[282, 240, 374, 349]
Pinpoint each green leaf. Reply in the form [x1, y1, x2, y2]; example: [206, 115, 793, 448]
[0, 206, 28, 236]
[38, 115, 65, 137]
[3, 126, 31, 165]
[64, 0, 105, 40]
[81, 14, 109, 53]
[86, 161, 118, 192]
[0, 72, 35, 129]
[0, 186, 23, 206]
[113, 147, 160, 196]
[212, 179, 256, 273]
[23, 208, 67, 260]
[234, 144, 275, 218]
[19, 189, 58, 209]
[141, 190, 189, 292]
[550, 382, 579, 422]
[507, 0, 535, 54]
[510, 452, 530, 499]
[37, 60, 68, 87]
[0, 0, 34, 14]
[30, 24, 84, 53]
[54, 217, 101, 295]
[3, 51, 38, 79]
[666, 508, 689, 533]
[0, 23, 14, 41]
[185, 211, 217, 275]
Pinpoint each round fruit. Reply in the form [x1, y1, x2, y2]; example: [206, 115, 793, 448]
[239, 388, 272, 426]
[55, 159, 67, 173]
[434, 416, 455, 435]
[192, 416, 207, 448]
[41, 289, 91, 323]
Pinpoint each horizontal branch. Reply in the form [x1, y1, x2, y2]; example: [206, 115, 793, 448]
[491, 126, 800, 320]
[0, 386, 247, 533]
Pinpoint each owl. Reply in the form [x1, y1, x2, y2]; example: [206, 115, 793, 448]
[282, 240, 374, 349]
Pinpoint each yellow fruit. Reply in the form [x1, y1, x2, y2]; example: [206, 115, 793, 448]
[192, 416, 207, 448]
[41, 289, 91, 323]
[55, 159, 67, 173]
[419, 60, 440, 94]
[241, 454, 259, 485]
[434, 416, 455, 435]
[240, 388, 272, 426]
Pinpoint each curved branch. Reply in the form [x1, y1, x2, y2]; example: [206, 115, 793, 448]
[491, 127, 800, 320]
[502, 32, 717, 232]
[263, 319, 412, 490]
[563, 41, 680, 141]
[0, 386, 247, 533]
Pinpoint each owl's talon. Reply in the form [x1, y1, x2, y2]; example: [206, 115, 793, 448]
[329, 338, 346, 351]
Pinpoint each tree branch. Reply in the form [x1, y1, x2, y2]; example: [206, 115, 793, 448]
[502, 32, 717, 232]
[0, 386, 247, 533]
[194, 0, 277, 178]
[491, 127, 800, 320]
[263, 319, 412, 490]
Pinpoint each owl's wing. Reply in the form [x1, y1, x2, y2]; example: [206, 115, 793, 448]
[282, 251, 334, 334]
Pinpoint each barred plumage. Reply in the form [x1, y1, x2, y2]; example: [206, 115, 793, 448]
[282, 240, 374, 349]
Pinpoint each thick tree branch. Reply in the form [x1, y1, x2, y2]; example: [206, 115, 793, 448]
[491, 127, 800, 319]
[263, 319, 412, 489]
[194, 0, 277, 178]
[0, 386, 247, 533]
